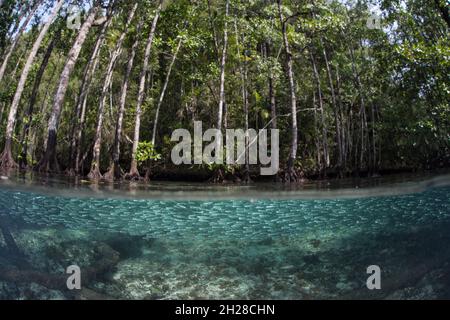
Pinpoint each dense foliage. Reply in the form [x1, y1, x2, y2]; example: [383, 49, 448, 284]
[0, 0, 448, 182]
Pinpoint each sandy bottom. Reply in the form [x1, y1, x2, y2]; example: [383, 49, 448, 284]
[1, 222, 450, 300]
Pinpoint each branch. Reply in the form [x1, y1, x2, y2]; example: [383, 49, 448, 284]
[93, 16, 107, 26]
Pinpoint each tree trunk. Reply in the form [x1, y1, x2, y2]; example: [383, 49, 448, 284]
[151, 37, 182, 146]
[87, 52, 117, 180]
[370, 102, 377, 175]
[0, 0, 43, 83]
[0, 0, 63, 171]
[0, 102, 5, 129]
[312, 91, 322, 173]
[36, 5, 100, 173]
[321, 42, 343, 177]
[20, 31, 60, 169]
[105, 21, 143, 181]
[28, 53, 63, 164]
[88, 3, 138, 180]
[349, 46, 367, 173]
[128, 2, 162, 179]
[309, 50, 329, 175]
[70, 15, 113, 176]
[267, 43, 277, 131]
[234, 19, 250, 182]
[335, 64, 347, 173]
[210, 0, 229, 182]
[278, 0, 298, 182]
[207, 0, 220, 59]
[217, 0, 229, 133]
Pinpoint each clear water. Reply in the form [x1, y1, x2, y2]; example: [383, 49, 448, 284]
[0, 175, 449, 300]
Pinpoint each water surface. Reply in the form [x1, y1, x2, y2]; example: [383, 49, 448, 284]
[0, 174, 449, 299]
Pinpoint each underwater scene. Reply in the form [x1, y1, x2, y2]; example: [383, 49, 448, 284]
[0, 174, 449, 300]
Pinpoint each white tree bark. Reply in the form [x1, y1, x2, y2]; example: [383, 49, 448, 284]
[128, 2, 162, 178]
[217, 0, 229, 132]
[278, 0, 299, 181]
[151, 37, 182, 146]
[105, 21, 143, 181]
[36, 5, 101, 172]
[0, 0, 63, 169]
[88, 3, 138, 179]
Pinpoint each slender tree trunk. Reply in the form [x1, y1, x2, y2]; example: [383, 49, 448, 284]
[0, 102, 5, 128]
[71, 16, 113, 175]
[321, 42, 343, 177]
[0, 0, 43, 83]
[349, 46, 367, 173]
[104, 21, 143, 181]
[310, 51, 329, 175]
[266, 43, 277, 131]
[242, 62, 250, 181]
[87, 52, 117, 179]
[335, 64, 347, 173]
[128, 2, 162, 179]
[278, 0, 298, 182]
[312, 91, 321, 173]
[370, 102, 377, 175]
[20, 31, 59, 169]
[209, 0, 229, 183]
[9, 50, 25, 79]
[88, 3, 138, 180]
[28, 53, 62, 164]
[36, 5, 100, 173]
[217, 0, 229, 133]
[207, 0, 220, 59]
[268, 75, 277, 126]
[0, 0, 63, 171]
[234, 19, 250, 182]
[151, 37, 182, 146]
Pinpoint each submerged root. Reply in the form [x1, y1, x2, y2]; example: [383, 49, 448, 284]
[209, 168, 225, 183]
[104, 163, 124, 182]
[144, 168, 151, 182]
[209, 168, 253, 184]
[65, 168, 77, 177]
[283, 167, 298, 183]
[0, 148, 18, 172]
[87, 167, 103, 181]
[103, 169, 114, 182]
[34, 155, 60, 173]
[103, 166, 115, 182]
[242, 170, 252, 184]
[125, 170, 141, 181]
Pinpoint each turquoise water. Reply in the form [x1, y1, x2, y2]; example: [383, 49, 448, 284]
[0, 176, 450, 299]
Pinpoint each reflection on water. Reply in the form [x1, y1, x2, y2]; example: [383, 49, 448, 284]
[0, 174, 449, 299]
